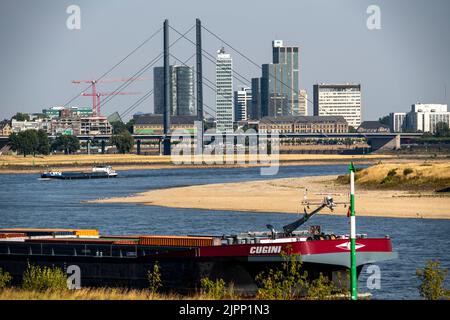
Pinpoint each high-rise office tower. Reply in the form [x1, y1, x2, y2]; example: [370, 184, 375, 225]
[251, 78, 261, 120]
[313, 83, 362, 128]
[234, 87, 252, 122]
[216, 47, 233, 133]
[260, 40, 300, 117]
[153, 65, 195, 116]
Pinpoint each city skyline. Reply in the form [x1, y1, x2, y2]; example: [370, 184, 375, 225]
[0, 0, 449, 121]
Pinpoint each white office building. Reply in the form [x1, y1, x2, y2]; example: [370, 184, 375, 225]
[216, 47, 234, 133]
[406, 103, 449, 133]
[390, 112, 407, 132]
[234, 87, 251, 122]
[299, 89, 308, 116]
[313, 83, 361, 128]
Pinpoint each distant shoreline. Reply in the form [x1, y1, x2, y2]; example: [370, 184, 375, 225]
[0, 153, 444, 174]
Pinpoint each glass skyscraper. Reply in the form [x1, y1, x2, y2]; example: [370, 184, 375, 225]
[153, 65, 195, 116]
[259, 40, 300, 117]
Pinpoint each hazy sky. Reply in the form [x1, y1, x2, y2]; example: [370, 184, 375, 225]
[1, 0, 449, 121]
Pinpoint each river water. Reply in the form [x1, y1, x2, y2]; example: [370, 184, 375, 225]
[0, 165, 449, 299]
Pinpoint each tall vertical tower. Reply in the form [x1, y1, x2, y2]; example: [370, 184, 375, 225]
[234, 87, 251, 122]
[154, 66, 195, 116]
[261, 40, 300, 117]
[215, 47, 233, 133]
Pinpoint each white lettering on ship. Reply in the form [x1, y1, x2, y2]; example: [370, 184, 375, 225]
[249, 246, 282, 254]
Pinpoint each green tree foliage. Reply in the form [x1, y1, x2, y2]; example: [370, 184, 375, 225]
[110, 131, 134, 154]
[416, 260, 450, 300]
[200, 278, 226, 300]
[110, 121, 128, 134]
[22, 263, 67, 292]
[256, 250, 348, 300]
[348, 126, 357, 133]
[0, 268, 12, 289]
[434, 122, 450, 137]
[52, 135, 80, 154]
[9, 130, 39, 156]
[147, 262, 162, 294]
[126, 119, 135, 134]
[12, 112, 30, 121]
[36, 130, 50, 155]
[378, 115, 391, 126]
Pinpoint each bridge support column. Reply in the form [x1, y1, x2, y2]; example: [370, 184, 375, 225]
[137, 139, 141, 155]
[163, 19, 171, 156]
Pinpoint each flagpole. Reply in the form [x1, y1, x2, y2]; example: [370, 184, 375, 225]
[349, 162, 358, 300]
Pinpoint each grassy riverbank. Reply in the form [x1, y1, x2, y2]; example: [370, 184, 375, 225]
[337, 162, 450, 191]
[0, 288, 222, 300]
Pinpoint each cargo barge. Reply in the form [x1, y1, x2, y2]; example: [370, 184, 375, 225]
[40, 166, 117, 180]
[0, 197, 398, 294]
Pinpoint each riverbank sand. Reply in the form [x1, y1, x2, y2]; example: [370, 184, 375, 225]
[91, 174, 450, 219]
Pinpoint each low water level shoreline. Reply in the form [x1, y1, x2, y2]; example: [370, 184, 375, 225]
[90, 173, 450, 220]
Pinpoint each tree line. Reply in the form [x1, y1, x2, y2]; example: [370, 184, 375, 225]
[8, 120, 135, 156]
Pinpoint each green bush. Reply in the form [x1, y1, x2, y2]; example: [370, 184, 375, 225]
[256, 252, 308, 300]
[403, 168, 414, 176]
[0, 268, 12, 289]
[147, 262, 162, 293]
[200, 278, 226, 300]
[22, 263, 67, 292]
[307, 273, 341, 300]
[416, 260, 450, 300]
[387, 168, 397, 177]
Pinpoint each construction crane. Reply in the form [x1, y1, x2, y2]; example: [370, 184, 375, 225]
[72, 77, 148, 116]
[81, 92, 141, 117]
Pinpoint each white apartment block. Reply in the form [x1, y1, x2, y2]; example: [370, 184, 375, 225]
[406, 103, 449, 133]
[390, 112, 407, 132]
[234, 87, 251, 122]
[11, 119, 51, 133]
[313, 84, 361, 128]
[216, 47, 234, 133]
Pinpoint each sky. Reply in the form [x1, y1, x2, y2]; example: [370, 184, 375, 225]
[0, 0, 449, 121]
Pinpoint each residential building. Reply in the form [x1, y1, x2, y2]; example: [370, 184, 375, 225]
[133, 114, 197, 134]
[299, 89, 308, 116]
[234, 87, 252, 122]
[11, 119, 51, 133]
[153, 65, 195, 116]
[357, 121, 390, 133]
[0, 120, 11, 136]
[405, 103, 449, 133]
[42, 106, 92, 118]
[390, 112, 406, 132]
[258, 116, 348, 134]
[313, 83, 362, 128]
[49, 116, 112, 136]
[79, 117, 112, 135]
[260, 40, 300, 117]
[215, 47, 234, 133]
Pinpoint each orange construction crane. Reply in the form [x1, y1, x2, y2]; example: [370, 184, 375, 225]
[72, 77, 148, 116]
